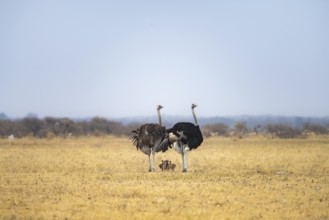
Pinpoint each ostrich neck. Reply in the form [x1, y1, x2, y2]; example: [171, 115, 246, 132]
[157, 109, 162, 126]
[192, 108, 198, 125]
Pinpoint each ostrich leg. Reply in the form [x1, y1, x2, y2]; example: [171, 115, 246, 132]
[151, 148, 156, 171]
[176, 142, 186, 172]
[148, 154, 152, 172]
[182, 147, 190, 172]
[182, 153, 186, 172]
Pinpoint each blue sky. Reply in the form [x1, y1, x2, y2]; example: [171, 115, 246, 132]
[1, 0, 329, 118]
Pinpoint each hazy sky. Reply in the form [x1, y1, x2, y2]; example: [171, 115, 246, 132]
[1, 0, 329, 118]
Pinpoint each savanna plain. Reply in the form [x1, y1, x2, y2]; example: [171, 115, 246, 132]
[0, 135, 328, 220]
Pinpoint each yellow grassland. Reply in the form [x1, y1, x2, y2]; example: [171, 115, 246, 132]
[0, 136, 328, 219]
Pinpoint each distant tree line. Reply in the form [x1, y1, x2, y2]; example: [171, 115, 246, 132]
[202, 122, 329, 139]
[0, 117, 328, 139]
[0, 117, 139, 138]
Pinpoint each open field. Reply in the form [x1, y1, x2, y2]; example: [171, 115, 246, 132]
[0, 136, 328, 219]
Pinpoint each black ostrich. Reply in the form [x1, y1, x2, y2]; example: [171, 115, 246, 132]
[160, 104, 203, 172]
[131, 105, 170, 172]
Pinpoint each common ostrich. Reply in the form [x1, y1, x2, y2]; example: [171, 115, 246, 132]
[159, 104, 203, 172]
[159, 160, 176, 171]
[131, 105, 169, 172]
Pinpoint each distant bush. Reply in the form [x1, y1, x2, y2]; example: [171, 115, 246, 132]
[202, 123, 229, 137]
[265, 124, 302, 139]
[234, 121, 249, 138]
[303, 123, 329, 135]
[0, 120, 14, 137]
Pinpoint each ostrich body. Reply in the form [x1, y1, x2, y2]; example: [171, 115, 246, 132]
[160, 104, 203, 172]
[131, 105, 169, 172]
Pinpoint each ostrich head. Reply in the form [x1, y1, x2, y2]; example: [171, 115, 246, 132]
[191, 103, 199, 125]
[157, 105, 164, 126]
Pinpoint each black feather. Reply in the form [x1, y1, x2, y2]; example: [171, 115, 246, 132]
[167, 122, 203, 150]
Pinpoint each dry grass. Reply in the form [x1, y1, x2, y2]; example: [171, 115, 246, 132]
[0, 136, 328, 219]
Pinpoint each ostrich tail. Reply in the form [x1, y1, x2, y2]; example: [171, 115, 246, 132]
[131, 129, 140, 149]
